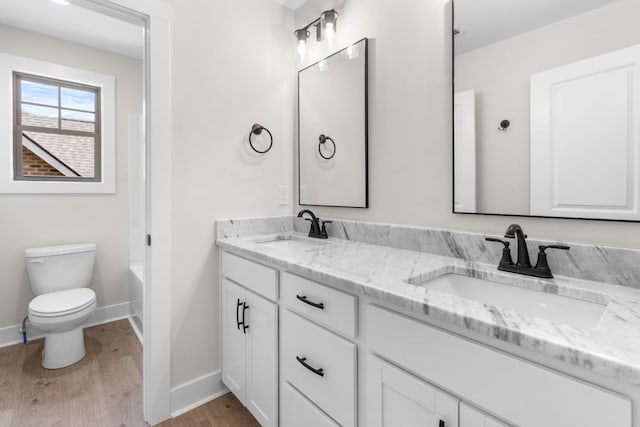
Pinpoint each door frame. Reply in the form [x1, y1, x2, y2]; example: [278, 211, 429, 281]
[72, 0, 172, 424]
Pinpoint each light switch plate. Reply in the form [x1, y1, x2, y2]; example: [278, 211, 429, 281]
[279, 185, 289, 205]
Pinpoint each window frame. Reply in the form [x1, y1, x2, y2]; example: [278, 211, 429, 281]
[13, 72, 102, 182]
[0, 52, 116, 194]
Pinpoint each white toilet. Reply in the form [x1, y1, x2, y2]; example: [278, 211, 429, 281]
[25, 243, 97, 369]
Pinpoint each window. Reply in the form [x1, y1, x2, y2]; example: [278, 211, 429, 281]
[13, 72, 101, 181]
[0, 52, 115, 193]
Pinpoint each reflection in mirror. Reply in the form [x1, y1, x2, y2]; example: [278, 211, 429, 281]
[453, 0, 640, 221]
[299, 38, 368, 208]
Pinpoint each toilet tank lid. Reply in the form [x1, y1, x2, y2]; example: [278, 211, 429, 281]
[25, 243, 97, 258]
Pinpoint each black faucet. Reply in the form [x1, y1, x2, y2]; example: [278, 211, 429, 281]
[504, 224, 531, 268]
[485, 224, 570, 278]
[297, 209, 331, 239]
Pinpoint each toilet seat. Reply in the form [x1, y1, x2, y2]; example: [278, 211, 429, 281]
[29, 288, 96, 317]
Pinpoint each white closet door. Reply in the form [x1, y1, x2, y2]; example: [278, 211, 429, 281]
[454, 89, 477, 213]
[530, 44, 640, 219]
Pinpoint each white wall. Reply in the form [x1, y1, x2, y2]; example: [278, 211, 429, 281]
[294, 0, 640, 251]
[167, 0, 295, 386]
[0, 24, 142, 330]
[455, 0, 640, 214]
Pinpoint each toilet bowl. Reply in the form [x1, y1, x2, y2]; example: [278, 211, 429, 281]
[25, 243, 97, 369]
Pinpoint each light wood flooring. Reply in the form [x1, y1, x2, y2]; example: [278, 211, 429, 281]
[0, 319, 258, 427]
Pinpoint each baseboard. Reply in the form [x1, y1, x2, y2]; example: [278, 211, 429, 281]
[128, 315, 143, 345]
[170, 370, 229, 418]
[0, 301, 131, 348]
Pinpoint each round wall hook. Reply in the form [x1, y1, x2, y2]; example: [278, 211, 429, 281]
[498, 119, 511, 131]
[249, 123, 273, 154]
[318, 134, 336, 160]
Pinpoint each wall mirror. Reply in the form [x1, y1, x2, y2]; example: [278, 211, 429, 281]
[298, 38, 368, 208]
[453, 0, 640, 221]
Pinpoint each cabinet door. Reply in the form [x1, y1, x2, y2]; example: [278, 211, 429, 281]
[222, 279, 247, 404]
[245, 289, 278, 427]
[367, 355, 459, 427]
[460, 402, 509, 427]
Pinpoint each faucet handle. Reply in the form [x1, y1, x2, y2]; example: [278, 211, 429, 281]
[539, 244, 570, 253]
[534, 244, 570, 278]
[485, 237, 514, 267]
[485, 237, 510, 248]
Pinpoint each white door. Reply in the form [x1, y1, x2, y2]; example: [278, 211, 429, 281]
[460, 402, 510, 427]
[221, 279, 247, 404]
[245, 290, 278, 427]
[367, 356, 459, 427]
[530, 44, 640, 219]
[454, 89, 477, 213]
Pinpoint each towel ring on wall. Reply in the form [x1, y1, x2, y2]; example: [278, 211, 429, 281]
[249, 123, 273, 154]
[318, 134, 336, 160]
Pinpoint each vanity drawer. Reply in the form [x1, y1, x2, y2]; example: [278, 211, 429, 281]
[221, 251, 277, 301]
[282, 272, 357, 338]
[367, 305, 631, 427]
[281, 381, 339, 427]
[282, 309, 357, 427]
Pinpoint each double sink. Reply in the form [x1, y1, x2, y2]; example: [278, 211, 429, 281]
[248, 233, 608, 331]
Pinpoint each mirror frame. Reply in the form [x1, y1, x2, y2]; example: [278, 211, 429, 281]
[451, 1, 638, 223]
[297, 37, 369, 209]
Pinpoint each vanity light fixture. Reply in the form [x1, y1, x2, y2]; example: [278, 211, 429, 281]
[294, 9, 339, 60]
[295, 29, 310, 59]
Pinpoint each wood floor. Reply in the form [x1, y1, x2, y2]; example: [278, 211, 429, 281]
[0, 319, 258, 427]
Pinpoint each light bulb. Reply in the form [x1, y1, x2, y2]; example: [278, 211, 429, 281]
[297, 40, 306, 60]
[324, 23, 335, 46]
[51, 0, 70, 5]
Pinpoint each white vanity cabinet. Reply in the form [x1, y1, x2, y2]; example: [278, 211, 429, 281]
[367, 355, 459, 427]
[366, 304, 632, 427]
[219, 248, 634, 427]
[459, 403, 508, 427]
[280, 272, 358, 427]
[221, 254, 278, 427]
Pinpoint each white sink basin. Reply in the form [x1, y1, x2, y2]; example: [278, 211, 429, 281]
[413, 273, 607, 330]
[250, 234, 328, 251]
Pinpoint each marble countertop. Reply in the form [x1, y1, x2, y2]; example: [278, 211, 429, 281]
[217, 232, 640, 385]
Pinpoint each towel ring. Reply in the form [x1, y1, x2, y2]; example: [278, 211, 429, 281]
[318, 134, 336, 160]
[249, 123, 273, 154]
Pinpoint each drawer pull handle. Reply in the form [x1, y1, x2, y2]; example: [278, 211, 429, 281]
[296, 356, 324, 377]
[236, 299, 243, 330]
[242, 302, 250, 334]
[296, 295, 325, 310]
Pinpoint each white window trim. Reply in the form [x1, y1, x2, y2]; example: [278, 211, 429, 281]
[0, 52, 116, 193]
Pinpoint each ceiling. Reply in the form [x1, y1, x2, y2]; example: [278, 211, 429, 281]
[272, 0, 311, 10]
[455, 0, 622, 55]
[0, 0, 143, 59]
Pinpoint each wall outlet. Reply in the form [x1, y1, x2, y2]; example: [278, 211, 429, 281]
[279, 185, 289, 205]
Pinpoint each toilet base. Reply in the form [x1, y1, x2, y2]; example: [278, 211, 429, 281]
[42, 326, 86, 369]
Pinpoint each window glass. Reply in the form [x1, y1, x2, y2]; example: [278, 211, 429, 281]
[20, 80, 58, 106]
[61, 87, 95, 112]
[21, 104, 59, 128]
[13, 73, 100, 182]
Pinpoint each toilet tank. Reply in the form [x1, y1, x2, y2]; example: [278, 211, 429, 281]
[25, 243, 97, 296]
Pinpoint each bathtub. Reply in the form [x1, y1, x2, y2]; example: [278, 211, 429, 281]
[129, 262, 144, 342]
